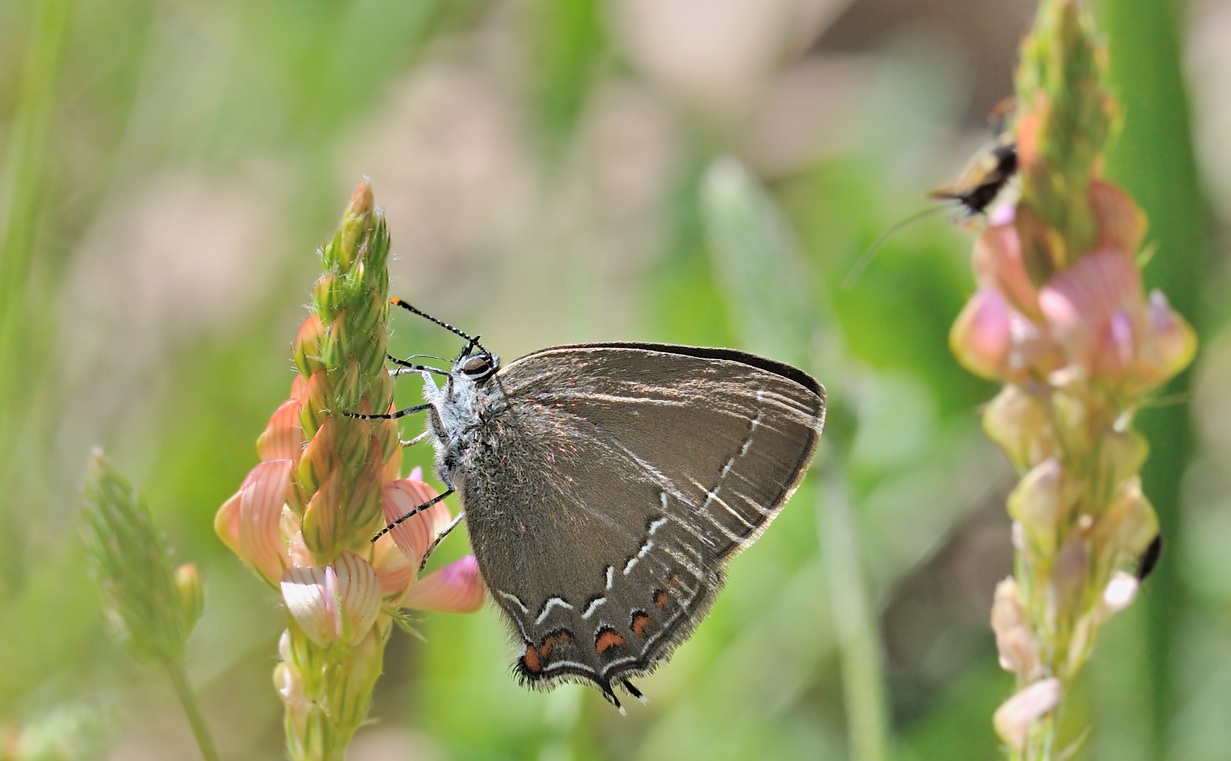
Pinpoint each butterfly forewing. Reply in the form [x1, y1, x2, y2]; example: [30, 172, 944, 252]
[462, 344, 824, 703]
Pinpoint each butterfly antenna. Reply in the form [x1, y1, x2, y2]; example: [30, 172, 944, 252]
[390, 297, 489, 354]
[842, 204, 949, 289]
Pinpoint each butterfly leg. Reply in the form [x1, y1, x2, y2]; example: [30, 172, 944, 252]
[399, 429, 431, 448]
[417, 510, 466, 570]
[371, 488, 455, 542]
[387, 356, 449, 379]
[345, 403, 433, 421]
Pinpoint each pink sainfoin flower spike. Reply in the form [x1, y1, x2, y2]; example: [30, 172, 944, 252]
[946, 2, 1197, 759]
[215, 180, 483, 761]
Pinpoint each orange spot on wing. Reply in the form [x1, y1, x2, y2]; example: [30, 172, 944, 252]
[522, 642, 542, 674]
[654, 589, 669, 609]
[631, 612, 651, 637]
[537, 629, 574, 662]
[595, 628, 626, 654]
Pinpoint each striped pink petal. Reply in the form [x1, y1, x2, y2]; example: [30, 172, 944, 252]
[400, 555, 486, 613]
[370, 536, 414, 598]
[382, 478, 453, 565]
[281, 552, 381, 647]
[257, 398, 305, 462]
[1040, 249, 1144, 372]
[215, 459, 292, 586]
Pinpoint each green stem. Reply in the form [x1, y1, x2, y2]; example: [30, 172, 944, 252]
[820, 476, 889, 761]
[163, 659, 221, 761]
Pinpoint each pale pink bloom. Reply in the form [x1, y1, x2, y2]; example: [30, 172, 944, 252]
[382, 477, 454, 566]
[370, 533, 414, 599]
[994, 678, 1062, 750]
[218, 376, 486, 615]
[215, 459, 294, 586]
[991, 578, 1040, 679]
[951, 290, 1013, 380]
[974, 222, 1041, 318]
[400, 555, 485, 613]
[281, 552, 382, 648]
[1089, 179, 1146, 255]
[1136, 291, 1198, 388]
[1038, 248, 1145, 380]
[257, 394, 307, 463]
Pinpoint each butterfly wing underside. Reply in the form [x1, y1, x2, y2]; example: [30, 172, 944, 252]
[459, 344, 825, 705]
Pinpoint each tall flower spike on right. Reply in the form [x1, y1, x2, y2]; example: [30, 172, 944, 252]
[946, 1, 1196, 759]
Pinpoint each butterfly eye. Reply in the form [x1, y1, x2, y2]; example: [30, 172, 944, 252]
[460, 354, 495, 379]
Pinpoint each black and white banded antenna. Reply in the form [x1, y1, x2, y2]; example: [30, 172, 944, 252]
[390, 297, 489, 358]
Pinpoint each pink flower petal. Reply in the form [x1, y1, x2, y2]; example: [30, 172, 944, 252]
[994, 678, 1062, 751]
[280, 553, 381, 648]
[950, 290, 1014, 379]
[282, 565, 338, 646]
[400, 555, 486, 613]
[1140, 290, 1197, 384]
[371, 535, 414, 597]
[1039, 249, 1144, 373]
[257, 398, 306, 462]
[215, 459, 293, 585]
[332, 552, 382, 642]
[1090, 180, 1146, 255]
[382, 478, 454, 564]
[974, 223, 1039, 317]
[290, 375, 308, 404]
[990, 578, 1039, 678]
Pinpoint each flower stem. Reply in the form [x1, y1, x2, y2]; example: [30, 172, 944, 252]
[163, 659, 221, 761]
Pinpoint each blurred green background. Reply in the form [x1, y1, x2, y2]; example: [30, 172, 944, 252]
[1, 0, 1225, 759]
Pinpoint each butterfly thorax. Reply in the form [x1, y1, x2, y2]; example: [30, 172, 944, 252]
[424, 353, 504, 491]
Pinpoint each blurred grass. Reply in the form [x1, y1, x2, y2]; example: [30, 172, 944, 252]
[1096, 0, 1208, 758]
[0, 0, 1222, 759]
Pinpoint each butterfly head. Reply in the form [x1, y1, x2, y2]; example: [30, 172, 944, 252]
[453, 338, 500, 385]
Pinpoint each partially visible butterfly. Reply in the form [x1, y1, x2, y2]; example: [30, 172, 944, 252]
[1136, 534, 1163, 582]
[928, 138, 1017, 218]
[843, 98, 1019, 287]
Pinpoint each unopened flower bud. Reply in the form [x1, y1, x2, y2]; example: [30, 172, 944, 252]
[175, 564, 204, 631]
[83, 450, 202, 665]
[983, 387, 1056, 469]
[1009, 459, 1074, 555]
[1096, 429, 1148, 500]
[326, 624, 385, 737]
[293, 314, 327, 377]
[1090, 477, 1159, 561]
[1050, 538, 1089, 618]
